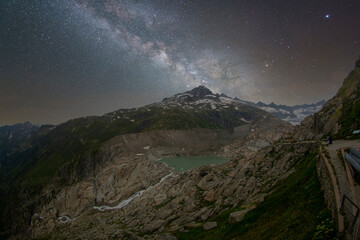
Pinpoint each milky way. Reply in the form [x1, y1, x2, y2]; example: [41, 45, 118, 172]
[0, 0, 359, 125]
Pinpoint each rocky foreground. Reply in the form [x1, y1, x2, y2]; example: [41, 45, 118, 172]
[29, 135, 315, 239]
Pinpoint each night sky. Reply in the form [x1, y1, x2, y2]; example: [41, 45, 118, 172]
[1, 0, 359, 125]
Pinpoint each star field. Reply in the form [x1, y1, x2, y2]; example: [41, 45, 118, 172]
[0, 0, 359, 125]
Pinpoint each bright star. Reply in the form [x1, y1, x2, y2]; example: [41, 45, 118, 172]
[325, 14, 330, 18]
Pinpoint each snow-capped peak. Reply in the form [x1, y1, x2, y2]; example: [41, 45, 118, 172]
[160, 86, 247, 111]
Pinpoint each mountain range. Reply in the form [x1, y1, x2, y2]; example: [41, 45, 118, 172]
[243, 99, 326, 124]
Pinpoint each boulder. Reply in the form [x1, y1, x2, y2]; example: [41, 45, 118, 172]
[229, 205, 256, 224]
[203, 190, 216, 202]
[203, 221, 217, 230]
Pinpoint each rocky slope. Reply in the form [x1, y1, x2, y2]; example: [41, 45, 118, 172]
[29, 140, 316, 239]
[295, 58, 360, 139]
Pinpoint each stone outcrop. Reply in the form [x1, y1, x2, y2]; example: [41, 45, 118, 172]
[229, 205, 256, 224]
[203, 222, 217, 230]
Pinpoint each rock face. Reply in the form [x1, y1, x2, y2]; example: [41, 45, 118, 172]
[29, 154, 172, 238]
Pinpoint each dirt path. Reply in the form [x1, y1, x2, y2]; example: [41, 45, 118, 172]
[325, 140, 360, 201]
[324, 139, 360, 236]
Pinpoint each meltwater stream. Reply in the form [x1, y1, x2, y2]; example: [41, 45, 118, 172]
[93, 172, 173, 212]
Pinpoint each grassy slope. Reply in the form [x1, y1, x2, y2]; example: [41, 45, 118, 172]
[175, 150, 337, 240]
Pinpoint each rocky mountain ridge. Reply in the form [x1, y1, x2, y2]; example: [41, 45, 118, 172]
[159, 85, 326, 124]
[246, 100, 326, 124]
[160, 86, 243, 111]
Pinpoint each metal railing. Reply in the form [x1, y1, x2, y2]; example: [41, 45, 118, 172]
[353, 218, 360, 240]
[340, 194, 360, 239]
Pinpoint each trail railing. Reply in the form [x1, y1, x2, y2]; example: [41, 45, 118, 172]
[340, 194, 360, 239]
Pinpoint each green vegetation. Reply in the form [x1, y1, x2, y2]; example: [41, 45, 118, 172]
[312, 216, 337, 240]
[175, 150, 337, 240]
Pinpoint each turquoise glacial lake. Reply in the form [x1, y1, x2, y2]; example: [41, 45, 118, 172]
[161, 156, 230, 172]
